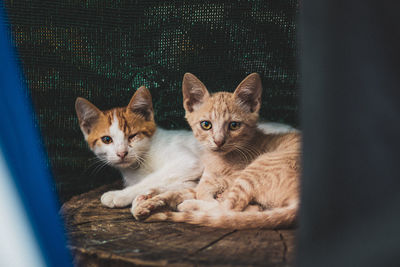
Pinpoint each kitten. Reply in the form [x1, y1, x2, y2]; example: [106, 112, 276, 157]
[133, 73, 301, 229]
[75, 86, 204, 210]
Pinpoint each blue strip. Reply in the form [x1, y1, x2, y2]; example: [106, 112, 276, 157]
[0, 6, 71, 267]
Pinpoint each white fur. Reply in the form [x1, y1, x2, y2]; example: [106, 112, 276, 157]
[258, 121, 298, 134]
[91, 113, 130, 166]
[100, 128, 204, 214]
[109, 112, 126, 150]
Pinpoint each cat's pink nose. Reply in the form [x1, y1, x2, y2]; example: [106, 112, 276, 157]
[214, 139, 225, 148]
[117, 151, 128, 159]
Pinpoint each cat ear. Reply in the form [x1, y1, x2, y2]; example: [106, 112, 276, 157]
[233, 73, 262, 113]
[182, 73, 210, 112]
[75, 97, 102, 136]
[127, 86, 153, 120]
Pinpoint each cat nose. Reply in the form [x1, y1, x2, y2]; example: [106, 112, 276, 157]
[214, 138, 225, 148]
[117, 151, 128, 159]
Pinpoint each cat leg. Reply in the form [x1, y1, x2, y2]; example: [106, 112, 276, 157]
[131, 188, 160, 211]
[179, 192, 262, 212]
[101, 186, 144, 208]
[134, 189, 158, 203]
[102, 160, 200, 209]
[130, 179, 197, 211]
[177, 175, 227, 212]
[195, 173, 226, 202]
[222, 177, 255, 211]
[101, 179, 166, 208]
[133, 188, 196, 220]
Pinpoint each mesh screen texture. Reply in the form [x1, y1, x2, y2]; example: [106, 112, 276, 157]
[4, 0, 299, 203]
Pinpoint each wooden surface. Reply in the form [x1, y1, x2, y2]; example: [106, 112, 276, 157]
[61, 183, 296, 267]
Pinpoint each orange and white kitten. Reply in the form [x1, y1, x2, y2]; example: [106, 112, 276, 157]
[75, 86, 204, 211]
[133, 73, 301, 229]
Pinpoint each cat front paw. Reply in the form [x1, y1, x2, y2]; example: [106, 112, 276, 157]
[101, 190, 133, 208]
[131, 193, 155, 212]
[132, 197, 166, 220]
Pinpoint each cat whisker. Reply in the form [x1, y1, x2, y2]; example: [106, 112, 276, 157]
[88, 157, 102, 162]
[135, 156, 148, 168]
[82, 157, 107, 175]
[232, 145, 252, 163]
[236, 144, 261, 159]
[223, 143, 260, 163]
[85, 159, 110, 177]
[86, 158, 107, 168]
[129, 150, 151, 169]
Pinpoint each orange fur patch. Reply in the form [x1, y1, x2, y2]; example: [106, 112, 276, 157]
[86, 107, 156, 149]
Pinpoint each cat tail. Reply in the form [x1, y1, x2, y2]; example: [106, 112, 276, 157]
[145, 202, 298, 229]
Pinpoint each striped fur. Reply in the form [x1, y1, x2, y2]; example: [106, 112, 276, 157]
[133, 73, 301, 229]
[146, 202, 298, 229]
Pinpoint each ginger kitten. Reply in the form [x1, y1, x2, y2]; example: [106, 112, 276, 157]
[75, 86, 204, 211]
[133, 73, 301, 229]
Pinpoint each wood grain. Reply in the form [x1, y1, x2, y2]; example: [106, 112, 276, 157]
[61, 183, 296, 266]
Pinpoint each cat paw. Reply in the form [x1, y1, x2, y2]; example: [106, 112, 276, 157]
[132, 197, 165, 220]
[131, 193, 154, 212]
[101, 190, 133, 208]
[136, 192, 155, 202]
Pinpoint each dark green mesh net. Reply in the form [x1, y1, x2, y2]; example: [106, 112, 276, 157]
[4, 0, 299, 202]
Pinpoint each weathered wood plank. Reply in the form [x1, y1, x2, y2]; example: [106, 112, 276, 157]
[186, 229, 288, 267]
[61, 183, 296, 266]
[277, 230, 297, 265]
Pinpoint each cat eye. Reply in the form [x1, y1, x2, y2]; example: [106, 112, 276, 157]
[200, 120, 212, 130]
[101, 136, 113, 144]
[229, 121, 241, 130]
[128, 133, 138, 141]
